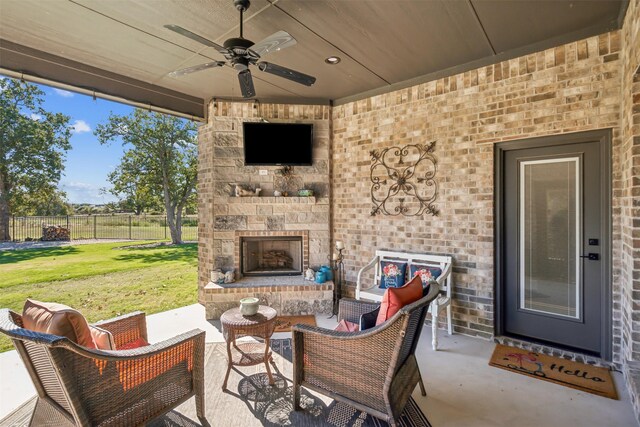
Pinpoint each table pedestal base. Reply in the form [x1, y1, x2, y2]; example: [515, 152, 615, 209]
[222, 339, 275, 390]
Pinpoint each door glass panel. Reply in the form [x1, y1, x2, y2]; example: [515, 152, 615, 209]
[520, 158, 579, 318]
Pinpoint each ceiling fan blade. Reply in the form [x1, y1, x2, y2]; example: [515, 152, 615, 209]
[248, 31, 297, 58]
[257, 62, 316, 86]
[238, 70, 256, 98]
[164, 24, 229, 55]
[168, 61, 225, 77]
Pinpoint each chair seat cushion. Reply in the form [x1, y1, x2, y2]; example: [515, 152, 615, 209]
[376, 275, 423, 325]
[22, 299, 97, 349]
[378, 261, 407, 289]
[334, 320, 359, 332]
[118, 337, 150, 350]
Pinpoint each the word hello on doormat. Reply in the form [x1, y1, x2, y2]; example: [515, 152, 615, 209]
[489, 344, 617, 399]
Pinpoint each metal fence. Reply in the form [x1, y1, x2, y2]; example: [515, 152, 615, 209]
[7, 214, 198, 242]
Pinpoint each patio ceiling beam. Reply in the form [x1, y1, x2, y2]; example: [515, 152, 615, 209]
[0, 39, 206, 121]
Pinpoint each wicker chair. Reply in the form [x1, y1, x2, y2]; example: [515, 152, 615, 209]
[0, 309, 206, 427]
[292, 284, 439, 427]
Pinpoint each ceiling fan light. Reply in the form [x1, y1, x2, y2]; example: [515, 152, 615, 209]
[325, 56, 341, 65]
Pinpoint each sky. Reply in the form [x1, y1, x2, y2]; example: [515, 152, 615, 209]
[3, 76, 198, 205]
[35, 83, 135, 204]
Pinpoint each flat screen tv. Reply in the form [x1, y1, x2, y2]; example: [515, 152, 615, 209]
[243, 122, 313, 166]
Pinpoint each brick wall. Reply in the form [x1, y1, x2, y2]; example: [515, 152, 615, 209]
[621, 0, 640, 421]
[621, 0, 640, 363]
[332, 31, 623, 348]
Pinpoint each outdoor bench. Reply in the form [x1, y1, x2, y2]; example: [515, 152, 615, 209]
[356, 250, 453, 350]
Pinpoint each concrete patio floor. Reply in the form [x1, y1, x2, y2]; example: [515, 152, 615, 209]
[0, 303, 636, 426]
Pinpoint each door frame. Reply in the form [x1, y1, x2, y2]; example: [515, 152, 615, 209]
[494, 129, 612, 360]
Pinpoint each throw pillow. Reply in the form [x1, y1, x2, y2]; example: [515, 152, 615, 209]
[375, 274, 423, 325]
[334, 320, 359, 332]
[359, 306, 380, 331]
[22, 299, 96, 349]
[378, 261, 408, 289]
[409, 265, 442, 286]
[90, 325, 115, 350]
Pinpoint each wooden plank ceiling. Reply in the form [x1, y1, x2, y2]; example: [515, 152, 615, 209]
[0, 0, 627, 118]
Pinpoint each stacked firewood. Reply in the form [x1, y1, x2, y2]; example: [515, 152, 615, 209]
[261, 250, 293, 269]
[42, 225, 71, 241]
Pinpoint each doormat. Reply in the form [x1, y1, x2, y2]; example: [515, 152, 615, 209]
[489, 344, 617, 399]
[274, 315, 317, 332]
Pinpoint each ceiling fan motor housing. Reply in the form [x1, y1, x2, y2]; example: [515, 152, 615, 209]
[223, 37, 254, 51]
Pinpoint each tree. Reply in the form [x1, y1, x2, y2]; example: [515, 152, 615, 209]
[95, 110, 197, 244]
[104, 149, 162, 215]
[0, 78, 72, 240]
[11, 184, 72, 216]
[75, 204, 96, 215]
[183, 190, 198, 215]
[102, 202, 120, 214]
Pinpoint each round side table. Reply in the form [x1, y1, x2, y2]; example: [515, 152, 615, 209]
[220, 305, 278, 390]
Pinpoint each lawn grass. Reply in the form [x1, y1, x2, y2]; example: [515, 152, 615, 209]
[0, 241, 198, 352]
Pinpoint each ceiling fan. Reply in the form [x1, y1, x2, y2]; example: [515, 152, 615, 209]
[165, 0, 316, 98]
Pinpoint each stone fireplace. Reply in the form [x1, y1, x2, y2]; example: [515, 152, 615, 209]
[198, 105, 333, 319]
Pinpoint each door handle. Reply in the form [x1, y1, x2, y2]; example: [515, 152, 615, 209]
[580, 253, 599, 261]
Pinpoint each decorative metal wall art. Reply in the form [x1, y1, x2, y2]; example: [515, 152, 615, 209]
[274, 166, 302, 196]
[369, 141, 439, 217]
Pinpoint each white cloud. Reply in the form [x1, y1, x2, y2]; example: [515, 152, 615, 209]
[71, 119, 91, 134]
[60, 181, 117, 204]
[53, 88, 74, 97]
[67, 182, 94, 190]
[30, 113, 43, 121]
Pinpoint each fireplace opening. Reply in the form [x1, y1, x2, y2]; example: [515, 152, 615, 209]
[241, 236, 303, 276]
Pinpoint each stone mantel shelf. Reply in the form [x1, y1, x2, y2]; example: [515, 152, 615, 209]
[227, 196, 316, 204]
